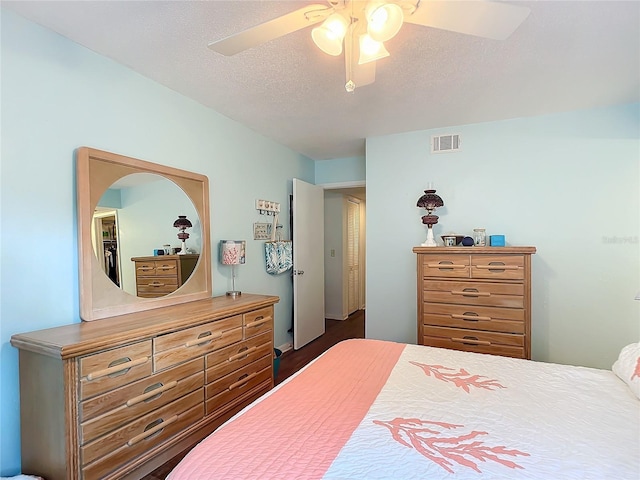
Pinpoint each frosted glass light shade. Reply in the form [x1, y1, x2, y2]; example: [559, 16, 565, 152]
[312, 13, 349, 56]
[366, 2, 404, 42]
[358, 34, 390, 64]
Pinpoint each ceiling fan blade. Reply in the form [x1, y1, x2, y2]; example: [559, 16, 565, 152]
[208, 4, 331, 56]
[403, 0, 531, 40]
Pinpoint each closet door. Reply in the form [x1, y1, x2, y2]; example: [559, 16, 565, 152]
[346, 198, 360, 315]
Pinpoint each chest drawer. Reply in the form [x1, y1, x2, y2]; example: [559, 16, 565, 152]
[423, 303, 525, 333]
[135, 259, 178, 277]
[80, 358, 204, 444]
[423, 325, 525, 358]
[205, 355, 272, 402]
[422, 254, 470, 278]
[470, 255, 525, 280]
[82, 399, 204, 480]
[80, 341, 153, 400]
[424, 280, 524, 308]
[205, 364, 272, 416]
[244, 306, 273, 339]
[206, 331, 272, 384]
[154, 316, 243, 371]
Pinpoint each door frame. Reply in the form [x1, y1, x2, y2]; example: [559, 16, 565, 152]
[320, 181, 366, 314]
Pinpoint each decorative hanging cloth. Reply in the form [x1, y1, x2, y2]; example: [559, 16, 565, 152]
[264, 213, 293, 275]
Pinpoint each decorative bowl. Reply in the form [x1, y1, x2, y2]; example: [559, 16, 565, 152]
[441, 235, 465, 246]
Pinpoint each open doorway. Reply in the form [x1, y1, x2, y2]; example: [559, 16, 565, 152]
[323, 185, 366, 322]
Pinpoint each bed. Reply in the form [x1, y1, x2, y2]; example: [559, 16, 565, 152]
[168, 339, 640, 479]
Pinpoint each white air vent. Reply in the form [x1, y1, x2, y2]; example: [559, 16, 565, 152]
[431, 134, 461, 153]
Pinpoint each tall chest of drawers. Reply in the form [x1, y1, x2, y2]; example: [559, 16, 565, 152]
[10, 293, 278, 480]
[413, 246, 536, 359]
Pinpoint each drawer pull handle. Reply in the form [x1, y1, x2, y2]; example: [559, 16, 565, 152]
[185, 331, 222, 348]
[156, 265, 176, 271]
[127, 415, 178, 446]
[228, 371, 259, 390]
[86, 356, 149, 381]
[148, 282, 166, 287]
[137, 266, 154, 272]
[452, 313, 492, 322]
[475, 264, 519, 271]
[451, 290, 491, 297]
[426, 263, 466, 269]
[126, 381, 178, 407]
[452, 337, 491, 346]
[229, 346, 258, 362]
[246, 317, 270, 329]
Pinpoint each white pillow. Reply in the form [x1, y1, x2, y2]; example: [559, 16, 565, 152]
[612, 342, 640, 400]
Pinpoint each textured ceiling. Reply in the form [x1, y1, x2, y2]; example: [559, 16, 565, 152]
[3, 1, 639, 160]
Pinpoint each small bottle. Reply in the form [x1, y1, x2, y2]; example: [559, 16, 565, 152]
[473, 228, 486, 247]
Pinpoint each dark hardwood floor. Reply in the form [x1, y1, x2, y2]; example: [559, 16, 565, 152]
[141, 310, 365, 479]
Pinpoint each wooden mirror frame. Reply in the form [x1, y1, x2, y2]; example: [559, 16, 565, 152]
[77, 147, 212, 321]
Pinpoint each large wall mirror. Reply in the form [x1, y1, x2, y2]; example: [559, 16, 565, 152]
[77, 147, 212, 321]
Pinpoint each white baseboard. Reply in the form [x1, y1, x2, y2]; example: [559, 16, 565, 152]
[277, 342, 293, 354]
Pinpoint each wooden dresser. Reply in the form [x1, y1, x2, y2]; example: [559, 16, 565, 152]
[10, 293, 278, 480]
[131, 254, 199, 298]
[413, 246, 536, 359]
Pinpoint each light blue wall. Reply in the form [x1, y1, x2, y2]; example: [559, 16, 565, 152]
[366, 103, 640, 369]
[315, 156, 365, 184]
[0, 10, 314, 475]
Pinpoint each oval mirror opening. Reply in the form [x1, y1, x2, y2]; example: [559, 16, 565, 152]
[92, 173, 202, 298]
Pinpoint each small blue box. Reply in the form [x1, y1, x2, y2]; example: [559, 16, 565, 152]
[490, 235, 505, 246]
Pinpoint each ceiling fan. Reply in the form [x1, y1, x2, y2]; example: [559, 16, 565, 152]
[208, 1, 531, 92]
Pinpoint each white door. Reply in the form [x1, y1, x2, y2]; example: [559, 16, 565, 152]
[292, 178, 325, 349]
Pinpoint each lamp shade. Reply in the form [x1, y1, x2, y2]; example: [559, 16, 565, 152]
[312, 13, 348, 56]
[173, 215, 192, 230]
[416, 189, 444, 213]
[366, 2, 404, 42]
[220, 240, 246, 266]
[358, 33, 390, 64]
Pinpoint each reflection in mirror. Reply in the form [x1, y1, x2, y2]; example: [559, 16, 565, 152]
[92, 173, 201, 298]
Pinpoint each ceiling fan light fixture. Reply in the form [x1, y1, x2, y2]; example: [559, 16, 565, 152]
[366, 2, 404, 42]
[312, 13, 349, 56]
[358, 34, 390, 64]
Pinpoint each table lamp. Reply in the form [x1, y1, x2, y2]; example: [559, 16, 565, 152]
[220, 240, 246, 297]
[417, 187, 444, 247]
[173, 215, 192, 255]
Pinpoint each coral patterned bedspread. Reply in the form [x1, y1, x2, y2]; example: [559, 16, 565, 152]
[168, 339, 640, 480]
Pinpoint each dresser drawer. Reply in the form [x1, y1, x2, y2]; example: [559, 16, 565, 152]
[82, 402, 204, 480]
[136, 278, 179, 297]
[80, 358, 204, 444]
[423, 303, 525, 333]
[206, 331, 272, 384]
[206, 370, 272, 416]
[206, 379, 271, 418]
[154, 316, 243, 371]
[80, 341, 153, 400]
[424, 280, 524, 308]
[81, 389, 203, 469]
[422, 254, 470, 278]
[244, 307, 273, 339]
[424, 325, 525, 358]
[135, 259, 179, 277]
[205, 355, 271, 402]
[471, 255, 525, 280]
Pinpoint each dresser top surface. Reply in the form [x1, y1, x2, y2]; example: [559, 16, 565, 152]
[413, 246, 536, 254]
[11, 293, 279, 359]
